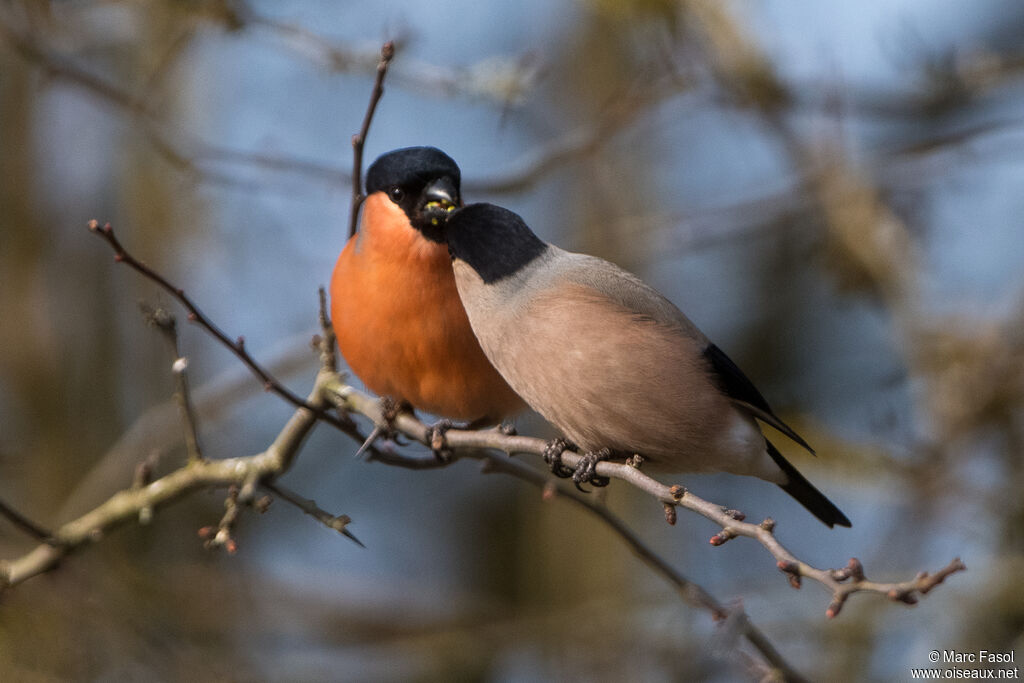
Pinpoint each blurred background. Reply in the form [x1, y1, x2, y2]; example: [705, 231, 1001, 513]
[2, 0, 1023, 680]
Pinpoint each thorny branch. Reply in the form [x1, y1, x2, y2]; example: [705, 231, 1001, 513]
[0, 271, 808, 681]
[0, 369, 341, 588]
[325, 381, 965, 620]
[86, 219, 362, 441]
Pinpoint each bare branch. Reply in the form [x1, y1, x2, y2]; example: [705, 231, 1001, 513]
[0, 370, 333, 590]
[0, 499, 53, 544]
[140, 303, 204, 463]
[349, 41, 395, 239]
[261, 481, 364, 548]
[325, 379, 965, 619]
[86, 220, 360, 437]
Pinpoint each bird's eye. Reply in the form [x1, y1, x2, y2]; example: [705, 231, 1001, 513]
[389, 187, 405, 203]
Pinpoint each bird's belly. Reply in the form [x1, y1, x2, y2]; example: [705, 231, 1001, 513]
[331, 250, 523, 422]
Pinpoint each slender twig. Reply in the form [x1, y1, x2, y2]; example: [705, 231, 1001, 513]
[348, 41, 395, 239]
[316, 286, 337, 373]
[0, 371, 334, 589]
[478, 455, 806, 681]
[86, 220, 362, 438]
[373, 446, 806, 682]
[325, 379, 965, 619]
[261, 481, 364, 548]
[0, 499, 54, 544]
[140, 303, 204, 462]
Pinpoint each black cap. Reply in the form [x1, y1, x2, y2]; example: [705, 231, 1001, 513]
[365, 147, 461, 195]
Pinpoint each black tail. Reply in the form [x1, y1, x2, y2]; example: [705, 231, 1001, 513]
[766, 440, 851, 528]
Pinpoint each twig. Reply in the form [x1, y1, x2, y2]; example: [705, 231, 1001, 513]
[261, 481, 364, 548]
[324, 378, 965, 619]
[0, 499, 54, 544]
[0, 371, 334, 589]
[348, 41, 395, 239]
[346, 426, 805, 680]
[140, 303, 204, 462]
[86, 220, 360, 438]
[477, 454, 806, 681]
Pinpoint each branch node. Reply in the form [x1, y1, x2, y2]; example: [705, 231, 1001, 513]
[759, 517, 776, 532]
[825, 595, 847, 619]
[626, 454, 644, 469]
[709, 529, 735, 546]
[777, 560, 802, 589]
[847, 557, 865, 582]
[722, 508, 746, 521]
[669, 484, 686, 501]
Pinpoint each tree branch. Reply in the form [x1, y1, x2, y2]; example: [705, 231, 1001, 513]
[86, 219, 361, 439]
[140, 303, 204, 463]
[324, 379, 965, 619]
[0, 370, 337, 590]
[349, 41, 395, 239]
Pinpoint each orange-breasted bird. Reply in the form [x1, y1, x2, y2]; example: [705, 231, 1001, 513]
[330, 147, 526, 425]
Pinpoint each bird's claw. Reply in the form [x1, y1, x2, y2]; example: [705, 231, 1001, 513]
[542, 438, 576, 479]
[571, 448, 611, 490]
[426, 419, 455, 463]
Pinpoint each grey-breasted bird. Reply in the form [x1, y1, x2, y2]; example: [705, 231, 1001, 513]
[441, 202, 850, 528]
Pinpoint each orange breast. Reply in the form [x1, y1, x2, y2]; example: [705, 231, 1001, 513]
[330, 193, 525, 422]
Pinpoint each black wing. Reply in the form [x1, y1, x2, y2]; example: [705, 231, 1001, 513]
[703, 343, 816, 455]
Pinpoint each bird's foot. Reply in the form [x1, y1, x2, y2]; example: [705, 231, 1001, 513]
[542, 438, 576, 479]
[426, 419, 455, 463]
[571, 448, 611, 490]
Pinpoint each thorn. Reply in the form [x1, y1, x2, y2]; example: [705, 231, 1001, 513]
[355, 426, 383, 459]
[87, 219, 100, 231]
[342, 527, 365, 548]
[826, 596, 845, 619]
[262, 381, 273, 391]
[236, 336, 245, 348]
[187, 312, 197, 321]
[197, 526, 215, 540]
[541, 480, 557, 501]
[114, 254, 124, 262]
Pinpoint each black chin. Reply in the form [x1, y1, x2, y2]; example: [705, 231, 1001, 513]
[414, 207, 452, 243]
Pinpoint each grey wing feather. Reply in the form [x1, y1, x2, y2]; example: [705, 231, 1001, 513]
[561, 251, 816, 456]
[559, 253, 708, 342]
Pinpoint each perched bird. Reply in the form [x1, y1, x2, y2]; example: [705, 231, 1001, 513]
[441, 202, 850, 528]
[330, 148, 525, 424]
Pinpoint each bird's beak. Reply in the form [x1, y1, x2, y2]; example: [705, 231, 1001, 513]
[423, 177, 459, 212]
[422, 177, 459, 229]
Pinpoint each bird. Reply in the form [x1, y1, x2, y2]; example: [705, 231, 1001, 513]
[330, 148, 525, 427]
[440, 202, 851, 528]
